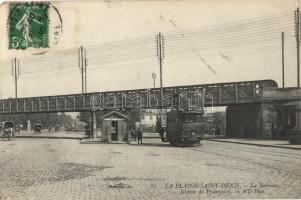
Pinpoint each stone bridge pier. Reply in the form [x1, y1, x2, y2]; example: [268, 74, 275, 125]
[226, 103, 277, 138]
[226, 87, 301, 138]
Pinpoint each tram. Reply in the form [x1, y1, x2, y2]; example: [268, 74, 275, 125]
[165, 110, 204, 146]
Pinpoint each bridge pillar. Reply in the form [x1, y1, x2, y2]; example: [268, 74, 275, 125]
[27, 120, 31, 132]
[226, 103, 277, 138]
[90, 111, 97, 138]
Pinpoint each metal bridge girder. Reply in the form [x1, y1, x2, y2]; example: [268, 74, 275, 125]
[0, 79, 277, 114]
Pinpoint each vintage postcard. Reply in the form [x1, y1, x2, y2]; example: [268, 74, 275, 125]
[0, 0, 301, 199]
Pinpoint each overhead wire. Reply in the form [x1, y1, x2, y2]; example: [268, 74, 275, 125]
[166, 36, 296, 56]
[165, 45, 291, 63]
[165, 21, 294, 41]
[163, 11, 293, 37]
[86, 39, 156, 52]
[165, 27, 295, 49]
[0, 10, 297, 81]
[166, 27, 295, 45]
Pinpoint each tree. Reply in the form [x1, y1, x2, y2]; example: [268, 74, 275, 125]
[0, 112, 74, 129]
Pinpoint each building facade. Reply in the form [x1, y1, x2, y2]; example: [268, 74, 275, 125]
[140, 109, 167, 132]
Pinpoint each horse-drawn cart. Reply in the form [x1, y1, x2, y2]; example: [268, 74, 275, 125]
[1, 121, 15, 141]
[34, 124, 43, 133]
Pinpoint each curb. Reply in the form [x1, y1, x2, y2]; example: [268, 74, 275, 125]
[80, 137, 161, 144]
[15, 136, 82, 140]
[14, 136, 159, 141]
[211, 139, 301, 151]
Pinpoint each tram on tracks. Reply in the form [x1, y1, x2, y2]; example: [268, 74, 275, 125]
[162, 110, 204, 147]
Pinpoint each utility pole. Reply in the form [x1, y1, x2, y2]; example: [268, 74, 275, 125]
[202, 89, 206, 116]
[84, 57, 87, 93]
[295, 8, 300, 87]
[156, 32, 165, 107]
[282, 32, 285, 88]
[12, 58, 20, 99]
[14, 58, 17, 99]
[79, 46, 86, 94]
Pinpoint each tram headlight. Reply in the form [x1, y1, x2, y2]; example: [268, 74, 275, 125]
[191, 131, 196, 136]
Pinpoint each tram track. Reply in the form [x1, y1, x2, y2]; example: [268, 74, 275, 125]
[187, 144, 301, 179]
[201, 141, 301, 164]
[204, 140, 301, 158]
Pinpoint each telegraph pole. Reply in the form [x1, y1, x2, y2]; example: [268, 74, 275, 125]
[84, 57, 87, 93]
[14, 58, 17, 98]
[282, 32, 285, 88]
[12, 57, 20, 99]
[295, 8, 300, 87]
[157, 32, 165, 107]
[79, 46, 85, 94]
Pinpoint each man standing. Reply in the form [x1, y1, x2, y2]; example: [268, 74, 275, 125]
[137, 130, 143, 144]
[159, 127, 165, 142]
[124, 130, 131, 144]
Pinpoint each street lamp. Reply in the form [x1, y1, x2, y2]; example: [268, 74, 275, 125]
[202, 89, 206, 115]
[152, 73, 156, 88]
[207, 94, 214, 113]
[202, 89, 214, 114]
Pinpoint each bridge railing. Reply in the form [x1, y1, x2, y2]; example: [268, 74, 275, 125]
[0, 79, 277, 114]
[262, 87, 301, 101]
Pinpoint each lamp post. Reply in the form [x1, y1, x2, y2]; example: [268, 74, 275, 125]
[203, 89, 214, 114]
[152, 73, 156, 88]
[207, 94, 214, 113]
[202, 89, 206, 115]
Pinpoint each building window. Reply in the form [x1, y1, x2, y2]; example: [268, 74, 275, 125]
[150, 116, 153, 120]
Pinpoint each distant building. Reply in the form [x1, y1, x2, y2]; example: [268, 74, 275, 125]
[140, 109, 167, 132]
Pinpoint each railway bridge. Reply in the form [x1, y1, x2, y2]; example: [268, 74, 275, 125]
[0, 79, 300, 138]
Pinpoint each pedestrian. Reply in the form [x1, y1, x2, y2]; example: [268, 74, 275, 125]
[131, 129, 137, 141]
[137, 130, 143, 144]
[9, 127, 15, 140]
[210, 128, 215, 139]
[159, 127, 165, 142]
[124, 130, 131, 144]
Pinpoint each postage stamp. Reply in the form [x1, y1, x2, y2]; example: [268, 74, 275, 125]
[8, 3, 49, 49]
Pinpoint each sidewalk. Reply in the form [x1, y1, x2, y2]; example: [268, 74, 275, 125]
[80, 132, 160, 144]
[211, 138, 301, 150]
[13, 131, 159, 141]
[15, 131, 84, 139]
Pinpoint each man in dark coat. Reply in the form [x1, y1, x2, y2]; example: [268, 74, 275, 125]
[137, 130, 143, 144]
[159, 127, 165, 142]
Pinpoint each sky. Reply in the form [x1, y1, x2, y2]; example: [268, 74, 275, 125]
[0, 0, 300, 99]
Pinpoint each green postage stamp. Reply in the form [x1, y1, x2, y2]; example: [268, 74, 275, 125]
[8, 3, 49, 49]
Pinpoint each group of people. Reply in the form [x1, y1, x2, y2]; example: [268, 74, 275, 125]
[124, 129, 143, 144]
[123, 124, 167, 144]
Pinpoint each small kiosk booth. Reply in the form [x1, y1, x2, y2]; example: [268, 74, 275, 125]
[99, 111, 128, 143]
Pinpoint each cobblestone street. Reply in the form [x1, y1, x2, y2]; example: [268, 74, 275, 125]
[0, 137, 301, 200]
